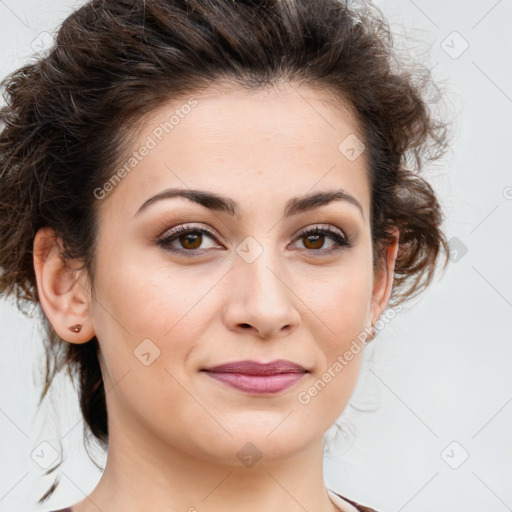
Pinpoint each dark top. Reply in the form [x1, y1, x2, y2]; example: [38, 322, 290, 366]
[48, 490, 378, 512]
[335, 492, 379, 512]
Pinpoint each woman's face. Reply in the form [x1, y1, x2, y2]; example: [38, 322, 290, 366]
[79, 81, 396, 465]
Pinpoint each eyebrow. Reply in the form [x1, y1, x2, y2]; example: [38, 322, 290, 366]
[134, 187, 364, 220]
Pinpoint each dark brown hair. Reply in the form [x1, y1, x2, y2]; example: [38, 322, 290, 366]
[0, 0, 451, 503]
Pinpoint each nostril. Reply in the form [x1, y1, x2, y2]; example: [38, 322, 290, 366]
[240, 323, 251, 329]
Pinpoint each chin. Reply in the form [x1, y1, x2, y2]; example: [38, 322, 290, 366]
[190, 421, 318, 467]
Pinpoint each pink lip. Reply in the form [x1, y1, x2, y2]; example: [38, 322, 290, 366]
[201, 359, 308, 394]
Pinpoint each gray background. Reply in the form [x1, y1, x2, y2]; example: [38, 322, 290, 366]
[1, 1, 511, 511]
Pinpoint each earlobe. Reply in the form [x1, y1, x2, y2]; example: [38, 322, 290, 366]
[370, 227, 400, 324]
[33, 227, 95, 344]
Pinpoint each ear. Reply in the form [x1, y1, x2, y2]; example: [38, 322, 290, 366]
[33, 227, 95, 344]
[370, 226, 400, 324]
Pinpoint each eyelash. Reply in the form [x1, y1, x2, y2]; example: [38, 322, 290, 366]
[157, 224, 353, 256]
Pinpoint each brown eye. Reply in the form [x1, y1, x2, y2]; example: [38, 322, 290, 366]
[179, 232, 202, 250]
[302, 233, 326, 250]
[158, 225, 224, 255]
[293, 226, 351, 253]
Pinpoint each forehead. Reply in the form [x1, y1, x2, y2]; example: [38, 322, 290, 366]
[100, 80, 370, 220]
[156, 79, 364, 144]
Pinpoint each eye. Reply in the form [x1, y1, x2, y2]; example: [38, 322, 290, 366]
[292, 225, 352, 253]
[157, 223, 352, 257]
[157, 225, 224, 255]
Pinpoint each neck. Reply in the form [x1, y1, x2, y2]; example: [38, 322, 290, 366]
[73, 414, 339, 512]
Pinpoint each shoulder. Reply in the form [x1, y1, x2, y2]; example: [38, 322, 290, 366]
[328, 488, 380, 512]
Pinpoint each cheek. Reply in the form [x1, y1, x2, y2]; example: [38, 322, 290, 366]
[294, 269, 370, 422]
[298, 256, 373, 347]
[291, 254, 372, 414]
[329, 271, 372, 339]
[90, 245, 222, 374]
[90, 255, 213, 423]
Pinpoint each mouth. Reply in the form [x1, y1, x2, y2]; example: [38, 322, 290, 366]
[200, 359, 308, 394]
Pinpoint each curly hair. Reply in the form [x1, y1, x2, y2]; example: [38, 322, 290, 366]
[0, 0, 451, 503]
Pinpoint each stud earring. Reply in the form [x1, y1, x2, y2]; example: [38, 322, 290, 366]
[69, 323, 83, 333]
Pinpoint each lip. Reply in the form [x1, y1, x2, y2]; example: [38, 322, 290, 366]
[201, 359, 308, 394]
[203, 359, 307, 374]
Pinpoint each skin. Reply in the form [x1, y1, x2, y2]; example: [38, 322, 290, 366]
[33, 80, 399, 512]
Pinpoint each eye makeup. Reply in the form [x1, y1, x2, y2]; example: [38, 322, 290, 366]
[156, 222, 354, 257]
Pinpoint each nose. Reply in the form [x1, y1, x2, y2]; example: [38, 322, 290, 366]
[222, 248, 301, 339]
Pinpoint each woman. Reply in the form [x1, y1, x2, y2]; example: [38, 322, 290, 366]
[0, 0, 450, 510]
